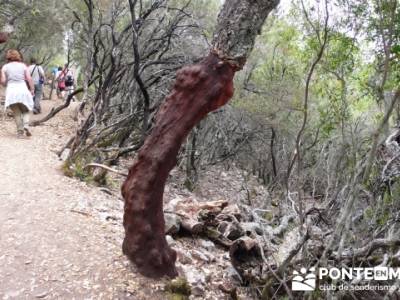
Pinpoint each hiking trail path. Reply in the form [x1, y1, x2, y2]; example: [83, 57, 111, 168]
[0, 93, 163, 299]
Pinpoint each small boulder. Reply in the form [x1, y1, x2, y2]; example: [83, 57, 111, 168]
[191, 250, 209, 263]
[191, 286, 205, 297]
[166, 235, 176, 246]
[177, 250, 193, 265]
[198, 239, 215, 251]
[60, 149, 71, 161]
[180, 265, 206, 286]
[164, 213, 181, 235]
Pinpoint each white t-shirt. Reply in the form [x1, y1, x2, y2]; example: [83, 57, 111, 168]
[2, 62, 27, 83]
[55, 70, 62, 80]
[1, 62, 33, 110]
[28, 64, 45, 84]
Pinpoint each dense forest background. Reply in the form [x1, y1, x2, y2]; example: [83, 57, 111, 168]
[1, 0, 400, 299]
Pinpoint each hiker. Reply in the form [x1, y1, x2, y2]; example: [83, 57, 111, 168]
[63, 64, 75, 100]
[28, 58, 45, 114]
[0, 49, 34, 137]
[51, 67, 58, 76]
[51, 67, 58, 89]
[56, 66, 65, 99]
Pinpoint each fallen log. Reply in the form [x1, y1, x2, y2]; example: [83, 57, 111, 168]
[83, 163, 128, 177]
[333, 238, 400, 260]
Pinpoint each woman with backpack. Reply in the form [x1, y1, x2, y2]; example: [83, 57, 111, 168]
[56, 64, 75, 101]
[63, 64, 75, 100]
[55, 66, 65, 99]
[0, 49, 34, 138]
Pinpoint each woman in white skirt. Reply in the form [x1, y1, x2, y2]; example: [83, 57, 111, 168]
[0, 49, 34, 137]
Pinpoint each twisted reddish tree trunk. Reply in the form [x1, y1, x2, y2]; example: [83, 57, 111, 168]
[122, 0, 279, 278]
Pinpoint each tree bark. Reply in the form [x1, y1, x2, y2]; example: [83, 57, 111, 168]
[121, 0, 279, 278]
[0, 32, 8, 43]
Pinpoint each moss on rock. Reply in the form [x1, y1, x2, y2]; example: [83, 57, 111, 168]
[165, 277, 191, 300]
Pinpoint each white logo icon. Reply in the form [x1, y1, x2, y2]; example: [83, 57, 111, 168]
[374, 267, 389, 281]
[292, 267, 316, 291]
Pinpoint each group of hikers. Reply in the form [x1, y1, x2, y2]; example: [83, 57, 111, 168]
[1, 31, 75, 138]
[53, 65, 75, 100]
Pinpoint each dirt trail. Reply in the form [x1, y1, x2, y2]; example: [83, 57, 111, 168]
[0, 96, 163, 299]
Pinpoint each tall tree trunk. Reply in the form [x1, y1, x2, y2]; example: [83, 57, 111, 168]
[121, 0, 279, 278]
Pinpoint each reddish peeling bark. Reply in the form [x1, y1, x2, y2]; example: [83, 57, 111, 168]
[122, 0, 279, 278]
[121, 53, 235, 277]
[0, 32, 8, 43]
